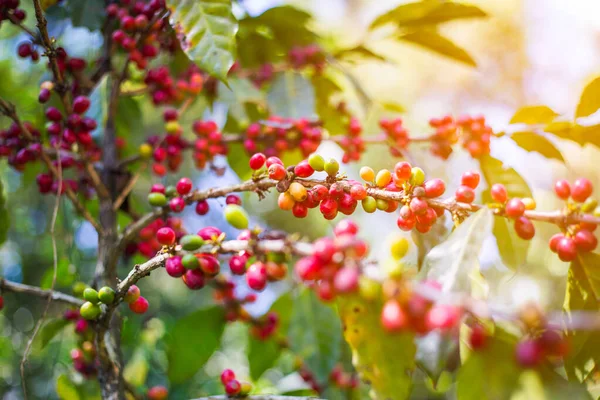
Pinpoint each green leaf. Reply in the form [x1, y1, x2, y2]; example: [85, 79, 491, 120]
[333, 45, 389, 63]
[0, 179, 7, 246]
[123, 349, 149, 386]
[457, 335, 520, 399]
[65, 0, 105, 31]
[167, 306, 226, 384]
[270, 293, 294, 334]
[217, 77, 266, 125]
[37, 318, 70, 349]
[576, 76, 600, 118]
[398, 30, 476, 67]
[247, 336, 281, 380]
[267, 72, 315, 119]
[370, 1, 486, 30]
[288, 289, 342, 381]
[480, 155, 532, 270]
[41, 257, 75, 289]
[422, 208, 493, 293]
[167, 0, 238, 80]
[510, 106, 559, 125]
[56, 374, 80, 400]
[563, 256, 600, 381]
[312, 75, 346, 136]
[510, 131, 564, 162]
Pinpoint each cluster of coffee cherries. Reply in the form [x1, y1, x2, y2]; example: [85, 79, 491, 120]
[295, 220, 367, 302]
[63, 306, 97, 378]
[17, 42, 39, 62]
[124, 284, 149, 314]
[107, 0, 177, 70]
[244, 117, 322, 159]
[134, 214, 185, 259]
[220, 369, 252, 397]
[78, 285, 116, 320]
[144, 65, 204, 105]
[428, 115, 492, 159]
[44, 96, 99, 150]
[191, 119, 228, 170]
[549, 178, 598, 261]
[361, 161, 445, 234]
[146, 177, 194, 212]
[141, 110, 188, 176]
[486, 182, 537, 240]
[0, 122, 42, 170]
[336, 112, 366, 163]
[380, 117, 410, 157]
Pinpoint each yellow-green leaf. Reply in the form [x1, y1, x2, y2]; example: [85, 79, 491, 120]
[510, 106, 558, 125]
[123, 349, 149, 386]
[398, 30, 476, 67]
[510, 131, 564, 162]
[333, 45, 389, 63]
[56, 374, 80, 400]
[37, 318, 70, 349]
[480, 155, 532, 270]
[576, 76, 600, 118]
[167, 0, 238, 81]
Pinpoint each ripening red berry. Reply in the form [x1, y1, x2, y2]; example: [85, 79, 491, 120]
[266, 156, 283, 167]
[574, 229, 597, 252]
[549, 233, 564, 253]
[150, 184, 165, 194]
[397, 215, 416, 231]
[38, 88, 51, 103]
[147, 386, 168, 400]
[169, 197, 185, 213]
[491, 183, 508, 203]
[249, 153, 266, 170]
[166, 256, 185, 277]
[313, 238, 335, 262]
[455, 185, 475, 203]
[226, 194, 242, 205]
[156, 227, 176, 245]
[333, 267, 359, 293]
[229, 255, 247, 275]
[225, 380, 241, 396]
[129, 296, 149, 314]
[461, 171, 480, 189]
[469, 324, 487, 350]
[554, 180, 571, 200]
[73, 96, 91, 114]
[268, 163, 286, 180]
[514, 216, 535, 240]
[175, 177, 192, 195]
[295, 256, 320, 281]
[381, 299, 407, 332]
[394, 161, 412, 181]
[425, 304, 461, 331]
[294, 160, 314, 178]
[409, 197, 428, 215]
[195, 200, 209, 215]
[246, 262, 268, 291]
[334, 219, 359, 236]
[45, 107, 62, 122]
[0, 295, 4, 311]
[350, 184, 367, 200]
[556, 236, 577, 262]
[515, 340, 543, 368]
[423, 179, 445, 198]
[182, 269, 205, 290]
[17, 42, 31, 58]
[221, 369, 236, 385]
[292, 202, 308, 218]
[124, 285, 140, 303]
[571, 178, 593, 202]
[505, 198, 525, 218]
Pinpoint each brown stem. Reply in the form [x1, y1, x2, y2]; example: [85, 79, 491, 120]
[0, 279, 83, 306]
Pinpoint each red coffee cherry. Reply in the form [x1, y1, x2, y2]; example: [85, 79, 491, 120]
[129, 296, 149, 314]
[249, 153, 266, 170]
[381, 299, 407, 332]
[554, 180, 571, 200]
[169, 197, 185, 213]
[549, 233, 564, 253]
[294, 160, 314, 178]
[268, 163, 286, 180]
[394, 161, 412, 181]
[423, 178, 445, 198]
[176, 177, 193, 195]
[455, 185, 475, 203]
[225, 380, 241, 396]
[333, 267, 359, 294]
[165, 256, 185, 277]
[225, 194, 242, 205]
[45, 107, 63, 121]
[491, 183, 508, 203]
[571, 178, 593, 202]
[229, 255, 247, 275]
[515, 339, 543, 368]
[469, 324, 488, 350]
[505, 198, 525, 218]
[514, 216, 535, 240]
[556, 236, 577, 262]
[73, 96, 91, 114]
[156, 227, 176, 245]
[124, 285, 140, 303]
[195, 200, 209, 215]
[221, 369, 236, 385]
[461, 171, 480, 189]
[573, 229, 597, 252]
[246, 262, 268, 291]
[182, 269, 205, 290]
[295, 256, 320, 281]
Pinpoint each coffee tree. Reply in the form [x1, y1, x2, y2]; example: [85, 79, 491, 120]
[1, 0, 599, 399]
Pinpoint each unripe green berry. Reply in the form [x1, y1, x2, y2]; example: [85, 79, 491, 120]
[582, 198, 598, 213]
[80, 301, 101, 320]
[308, 154, 325, 172]
[409, 167, 425, 186]
[165, 186, 177, 198]
[98, 287, 115, 304]
[72, 281, 87, 297]
[390, 237, 409, 259]
[180, 234, 205, 251]
[148, 192, 167, 207]
[324, 158, 339, 177]
[376, 199, 389, 210]
[362, 196, 377, 213]
[224, 205, 249, 229]
[182, 254, 200, 270]
[83, 288, 99, 304]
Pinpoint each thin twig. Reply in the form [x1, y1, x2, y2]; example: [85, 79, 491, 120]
[112, 165, 145, 211]
[20, 147, 63, 399]
[0, 279, 82, 306]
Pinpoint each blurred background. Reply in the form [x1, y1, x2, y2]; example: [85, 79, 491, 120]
[1, 0, 600, 398]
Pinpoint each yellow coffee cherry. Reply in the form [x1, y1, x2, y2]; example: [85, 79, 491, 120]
[278, 192, 295, 210]
[165, 121, 181, 134]
[375, 169, 392, 188]
[360, 166, 375, 182]
[139, 143, 153, 159]
[522, 197, 536, 210]
[288, 182, 307, 202]
[390, 237, 409, 259]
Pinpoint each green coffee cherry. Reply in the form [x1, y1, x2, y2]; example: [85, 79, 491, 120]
[148, 192, 167, 207]
[362, 197, 377, 213]
[165, 186, 177, 198]
[324, 158, 339, 177]
[224, 205, 249, 229]
[409, 167, 425, 186]
[80, 301, 101, 320]
[180, 234, 205, 251]
[308, 154, 325, 172]
[72, 281, 87, 297]
[98, 287, 115, 305]
[582, 198, 598, 213]
[376, 199, 389, 211]
[182, 253, 200, 269]
[83, 288, 99, 304]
